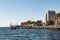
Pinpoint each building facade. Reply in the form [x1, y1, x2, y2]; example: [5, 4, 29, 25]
[53, 13, 60, 25]
[48, 11, 55, 21]
[46, 11, 60, 25]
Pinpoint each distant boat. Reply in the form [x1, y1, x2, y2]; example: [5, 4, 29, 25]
[10, 23, 16, 29]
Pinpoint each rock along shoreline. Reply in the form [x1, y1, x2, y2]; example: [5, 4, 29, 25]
[10, 25, 60, 30]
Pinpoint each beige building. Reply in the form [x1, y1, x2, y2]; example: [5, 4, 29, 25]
[53, 13, 60, 25]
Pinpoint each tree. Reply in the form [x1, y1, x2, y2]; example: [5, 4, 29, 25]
[36, 20, 42, 26]
[37, 20, 42, 23]
[32, 21, 36, 24]
[47, 20, 54, 25]
[27, 20, 32, 24]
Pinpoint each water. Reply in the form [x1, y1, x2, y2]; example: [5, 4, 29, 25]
[0, 27, 60, 40]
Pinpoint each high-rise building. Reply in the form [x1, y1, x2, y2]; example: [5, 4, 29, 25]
[48, 10, 55, 21]
[46, 14, 47, 23]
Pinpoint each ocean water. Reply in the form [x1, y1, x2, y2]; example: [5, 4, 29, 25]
[0, 27, 60, 40]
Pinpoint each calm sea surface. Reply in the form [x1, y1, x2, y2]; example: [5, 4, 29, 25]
[0, 27, 60, 40]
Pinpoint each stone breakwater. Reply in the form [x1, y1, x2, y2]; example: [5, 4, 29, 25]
[19, 25, 60, 30]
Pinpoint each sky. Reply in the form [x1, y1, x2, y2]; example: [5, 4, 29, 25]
[0, 0, 60, 27]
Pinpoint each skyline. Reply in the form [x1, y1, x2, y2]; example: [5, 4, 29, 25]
[0, 0, 60, 27]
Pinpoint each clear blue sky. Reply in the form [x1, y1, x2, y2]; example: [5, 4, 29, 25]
[0, 0, 60, 27]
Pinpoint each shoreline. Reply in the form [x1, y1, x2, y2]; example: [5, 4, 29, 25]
[0, 26, 60, 30]
[9, 25, 60, 30]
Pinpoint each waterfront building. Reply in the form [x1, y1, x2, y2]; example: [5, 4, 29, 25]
[45, 14, 48, 26]
[53, 13, 60, 25]
[45, 10, 60, 25]
[48, 10, 55, 21]
[46, 11, 60, 25]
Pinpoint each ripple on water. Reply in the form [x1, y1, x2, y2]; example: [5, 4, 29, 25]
[0, 28, 60, 40]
